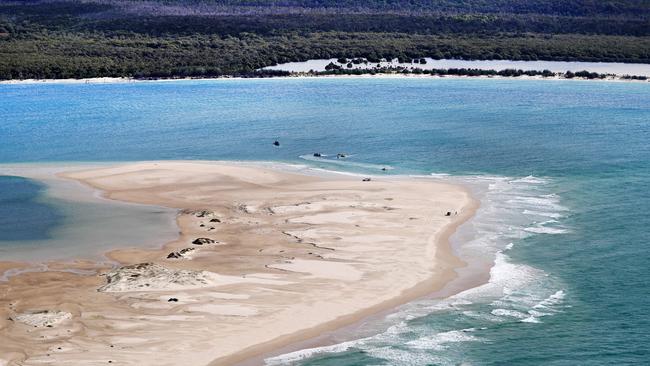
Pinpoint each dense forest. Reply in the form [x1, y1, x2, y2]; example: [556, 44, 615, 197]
[0, 0, 649, 79]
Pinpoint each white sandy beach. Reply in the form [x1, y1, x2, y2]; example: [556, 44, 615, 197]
[0, 161, 477, 365]
[1, 73, 647, 86]
[263, 58, 650, 77]
[2, 57, 650, 85]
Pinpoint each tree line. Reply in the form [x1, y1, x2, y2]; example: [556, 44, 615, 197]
[0, 0, 648, 80]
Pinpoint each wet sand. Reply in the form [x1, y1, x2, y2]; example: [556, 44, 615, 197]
[0, 161, 477, 365]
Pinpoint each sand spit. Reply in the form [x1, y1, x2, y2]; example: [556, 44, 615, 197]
[0, 161, 476, 365]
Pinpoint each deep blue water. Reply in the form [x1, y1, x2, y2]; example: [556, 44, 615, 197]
[1, 78, 649, 365]
[0, 175, 64, 241]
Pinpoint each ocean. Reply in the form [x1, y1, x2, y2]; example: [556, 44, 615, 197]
[1, 77, 649, 364]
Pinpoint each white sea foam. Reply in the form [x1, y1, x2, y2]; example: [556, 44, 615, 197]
[520, 316, 542, 323]
[364, 346, 447, 365]
[429, 172, 452, 178]
[522, 209, 564, 218]
[299, 154, 393, 171]
[405, 330, 479, 350]
[491, 308, 529, 319]
[511, 175, 549, 184]
[265, 338, 368, 365]
[507, 196, 568, 212]
[533, 290, 566, 310]
[524, 226, 570, 234]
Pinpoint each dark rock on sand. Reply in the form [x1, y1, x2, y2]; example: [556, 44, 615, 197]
[194, 210, 213, 218]
[192, 238, 216, 245]
[209, 218, 221, 223]
[167, 247, 196, 259]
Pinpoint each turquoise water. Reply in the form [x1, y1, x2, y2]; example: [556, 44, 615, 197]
[1, 78, 649, 364]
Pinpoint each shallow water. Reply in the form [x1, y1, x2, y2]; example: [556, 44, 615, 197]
[1, 78, 648, 364]
[0, 165, 179, 262]
[0, 175, 64, 241]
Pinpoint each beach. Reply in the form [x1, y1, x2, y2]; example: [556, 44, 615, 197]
[0, 161, 477, 365]
[1, 58, 649, 86]
[262, 58, 650, 76]
[1, 72, 648, 86]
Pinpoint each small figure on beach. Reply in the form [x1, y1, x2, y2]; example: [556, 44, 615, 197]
[273, 140, 280, 146]
[445, 211, 451, 216]
[362, 177, 371, 182]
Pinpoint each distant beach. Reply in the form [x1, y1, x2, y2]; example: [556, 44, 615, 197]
[263, 58, 650, 77]
[2, 58, 650, 85]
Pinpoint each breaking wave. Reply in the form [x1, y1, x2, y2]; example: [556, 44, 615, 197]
[299, 154, 393, 171]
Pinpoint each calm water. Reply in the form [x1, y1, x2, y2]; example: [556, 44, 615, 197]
[0, 175, 64, 241]
[1, 78, 649, 364]
[0, 166, 179, 262]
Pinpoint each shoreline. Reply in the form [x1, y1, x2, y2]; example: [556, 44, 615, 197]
[1, 72, 649, 85]
[228, 191, 480, 366]
[0, 161, 479, 365]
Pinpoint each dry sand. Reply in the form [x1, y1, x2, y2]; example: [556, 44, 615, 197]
[0, 161, 477, 365]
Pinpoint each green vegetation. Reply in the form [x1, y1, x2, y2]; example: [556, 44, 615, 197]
[312, 66, 613, 79]
[0, 0, 648, 80]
